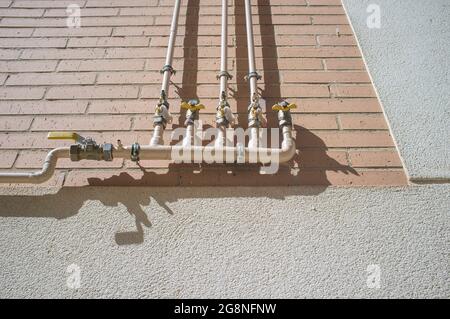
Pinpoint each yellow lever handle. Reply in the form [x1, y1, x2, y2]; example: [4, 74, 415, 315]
[181, 101, 205, 111]
[47, 132, 83, 142]
[272, 103, 297, 112]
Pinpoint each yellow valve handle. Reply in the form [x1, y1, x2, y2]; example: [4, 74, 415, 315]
[181, 101, 205, 112]
[272, 103, 297, 112]
[47, 132, 82, 142]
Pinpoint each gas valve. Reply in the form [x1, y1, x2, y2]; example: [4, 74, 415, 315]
[216, 91, 235, 127]
[181, 99, 205, 125]
[47, 132, 113, 162]
[272, 100, 297, 127]
[153, 90, 173, 128]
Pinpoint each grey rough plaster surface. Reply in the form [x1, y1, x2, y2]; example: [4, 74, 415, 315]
[0, 185, 448, 298]
[342, 0, 450, 180]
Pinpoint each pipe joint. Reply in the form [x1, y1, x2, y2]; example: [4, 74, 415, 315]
[131, 142, 140, 162]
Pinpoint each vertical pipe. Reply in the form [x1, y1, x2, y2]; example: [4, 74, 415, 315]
[219, 0, 229, 95]
[161, 0, 182, 95]
[151, 0, 182, 146]
[244, 0, 258, 99]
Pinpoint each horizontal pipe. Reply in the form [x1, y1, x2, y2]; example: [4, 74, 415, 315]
[0, 127, 295, 184]
[0, 147, 69, 184]
[116, 126, 295, 163]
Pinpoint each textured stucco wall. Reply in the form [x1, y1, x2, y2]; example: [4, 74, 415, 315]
[0, 185, 448, 298]
[342, 0, 450, 181]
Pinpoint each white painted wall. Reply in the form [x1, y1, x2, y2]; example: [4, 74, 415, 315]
[342, 0, 450, 181]
[0, 185, 448, 298]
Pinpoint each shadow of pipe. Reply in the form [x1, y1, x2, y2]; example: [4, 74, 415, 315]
[0, 127, 358, 246]
[174, 0, 200, 126]
[0, 0, 359, 246]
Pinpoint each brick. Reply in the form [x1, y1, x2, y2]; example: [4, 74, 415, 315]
[73, 16, 155, 27]
[339, 114, 388, 130]
[349, 151, 403, 168]
[33, 27, 112, 37]
[270, 6, 344, 15]
[30, 115, 132, 131]
[58, 59, 145, 71]
[120, 7, 174, 16]
[325, 58, 365, 70]
[145, 58, 222, 71]
[0, 150, 17, 168]
[12, 1, 86, 8]
[283, 71, 370, 83]
[273, 35, 317, 46]
[96, 72, 161, 84]
[0, 28, 33, 37]
[105, 47, 182, 59]
[15, 150, 124, 169]
[278, 47, 361, 58]
[318, 35, 356, 46]
[0, 60, 58, 72]
[6, 73, 96, 86]
[0, 100, 88, 114]
[0, 1, 12, 8]
[150, 36, 230, 47]
[0, 116, 33, 131]
[44, 8, 119, 17]
[0, 87, 45, 100]
[312, 15, 349, 25]
[46, 86, 139, 99]
[307, 0, 342, 5]
[67, 37, 150, 48]
[0, 49, 21, 60]
[296, 131, 395, 148]
[280, 85, 330, 98]
[275, 25, 352, 35]
[331, 85, 376, 98]
[295, 150, 348, 168]
[88, 100, 151, 114]
[292, 114, 338, 129]
[276, 58, 323, 70]
[20, 48, 105, 59]
[0, 17, 67, 27]
[0, 8, 44, 17]
[86, 0, 158, 7]
[296, 98, 382, 113]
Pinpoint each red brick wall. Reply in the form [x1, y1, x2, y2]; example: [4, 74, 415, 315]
[0, 0, 407, 186]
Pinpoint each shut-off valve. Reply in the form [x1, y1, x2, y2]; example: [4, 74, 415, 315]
[272, 100, 297, 127]
[181, 99, 205, 125]
[153, 90, 173, 129]
[216, 91, 235, 127]
[47, 132, 113, 161]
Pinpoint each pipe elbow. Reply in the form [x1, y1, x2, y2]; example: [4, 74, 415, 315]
[279, 139, 296, 163]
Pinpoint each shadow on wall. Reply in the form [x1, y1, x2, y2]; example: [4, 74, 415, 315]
[0, 0, 358, 246]
[173, 0, 200, 126]
[0, 127, 357, 246]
